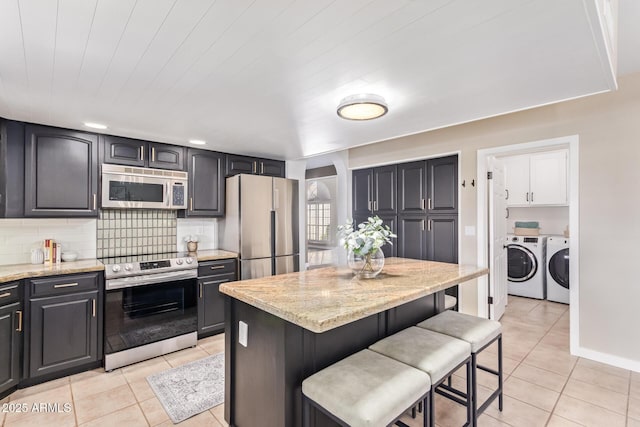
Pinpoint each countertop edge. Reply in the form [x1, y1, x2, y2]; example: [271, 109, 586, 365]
[0, 261, 105, 284]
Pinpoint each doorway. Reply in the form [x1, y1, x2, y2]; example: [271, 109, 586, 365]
[477, 135, 579, 355]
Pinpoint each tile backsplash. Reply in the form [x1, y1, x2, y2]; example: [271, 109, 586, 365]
[176, 218, 218, 252]
[0, 218, 97, 265]
[97, 209, 177, 258]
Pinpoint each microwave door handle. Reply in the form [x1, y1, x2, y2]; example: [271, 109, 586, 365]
[165, 182, 170, 207]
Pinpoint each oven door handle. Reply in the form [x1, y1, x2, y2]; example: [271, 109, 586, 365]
[106, 270, 197, 290]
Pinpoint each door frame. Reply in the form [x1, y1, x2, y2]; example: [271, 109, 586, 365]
[476, 135, 579, 355]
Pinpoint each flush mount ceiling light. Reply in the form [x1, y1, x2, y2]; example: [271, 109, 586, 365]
[337, 94, 388, 120]
[189, 139, 206, 145]
[83, 122, 107, 130]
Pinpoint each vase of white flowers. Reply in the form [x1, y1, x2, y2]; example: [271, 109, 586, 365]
[184, 235, 199, 253]
[337, 216, 396, 278]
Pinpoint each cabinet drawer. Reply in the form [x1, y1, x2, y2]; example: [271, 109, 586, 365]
[0, 281, 20, 305]
[199, 272, 237, 288]
[198, 259, 237, 278]
[28, 273, 100, 298]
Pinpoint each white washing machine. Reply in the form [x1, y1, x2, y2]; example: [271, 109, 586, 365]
[546, 236, 570, 304]
[507, 234, 547, 299]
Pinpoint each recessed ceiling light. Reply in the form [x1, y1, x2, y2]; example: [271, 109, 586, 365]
[337, 94, 388, 120]
[83, 122, 107, 130]
[189, 139, 206, 145]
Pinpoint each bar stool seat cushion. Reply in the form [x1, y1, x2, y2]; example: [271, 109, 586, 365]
[417, 310, 502, 353]
[302, 349, 431, 427]
[444, 295, 457, 310]
[369, 327, 471, 384]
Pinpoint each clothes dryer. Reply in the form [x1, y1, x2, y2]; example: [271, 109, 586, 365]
[546, 236, 570, 304]
[507, 235, 547, 299]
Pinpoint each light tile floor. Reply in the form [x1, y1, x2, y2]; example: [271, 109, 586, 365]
[2, 296, 639, 426]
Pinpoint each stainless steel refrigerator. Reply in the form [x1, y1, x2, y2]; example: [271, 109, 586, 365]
[219, 174, 299, 280]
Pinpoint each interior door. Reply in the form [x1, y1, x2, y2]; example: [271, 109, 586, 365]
[489, 157, 508, 320]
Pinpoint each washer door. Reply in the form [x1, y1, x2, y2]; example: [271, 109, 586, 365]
[507, 245, 538, 282]
[549, 248, 570, 289]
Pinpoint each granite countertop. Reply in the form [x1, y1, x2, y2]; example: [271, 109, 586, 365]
[220, 257, 488, 333]
[0, 259, 105, 284]
[193, 249, 238, 261]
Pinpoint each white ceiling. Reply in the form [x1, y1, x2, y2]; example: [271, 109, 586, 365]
[0, 0, 634, 160]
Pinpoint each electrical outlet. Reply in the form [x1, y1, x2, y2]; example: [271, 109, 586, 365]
[239, 321, 248, 347]
[464, 226, 476, 236]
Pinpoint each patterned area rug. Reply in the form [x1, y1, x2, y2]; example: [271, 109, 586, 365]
[147, 353, 224, 424]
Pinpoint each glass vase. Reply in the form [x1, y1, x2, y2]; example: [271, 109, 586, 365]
[348, 248, 385, 279]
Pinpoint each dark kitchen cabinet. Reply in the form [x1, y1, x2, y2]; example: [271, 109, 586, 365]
[0, 119, 25, 218]
[226, 154, 285, 178]
[427, 215, 458, 263]
[427, 155, 458, 214]
[198, 259, 237, 338]
[25, 273, 102, 385]
[102, 135, 185, 171]
[25, 125, 98, 217]
[352, 165, 397, 216]
[0, 281, 22, 399]
[182, 149, 225, 217]
[398, 161, 427, 215]
[397, 216, 427, 260]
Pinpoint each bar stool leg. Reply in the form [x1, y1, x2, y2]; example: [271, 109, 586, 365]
[423, 395, 430, 427]
[429, 387, 435, 427]
[498, 336, 504, 411]
[466, 360, 473, 427]
[302, 396, 311, 427]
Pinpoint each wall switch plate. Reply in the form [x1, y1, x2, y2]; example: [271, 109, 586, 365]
[239, 321, 248, 347]
[464, 226, 476, 236]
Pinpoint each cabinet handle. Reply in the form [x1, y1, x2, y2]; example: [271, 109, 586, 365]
[530, 192, 534, 202]
[421, 220, 425, 231]
[139, 146, 144, 161]
[526, 192, 529, 202]
[190, 197, 193, 211]
[260, 163, 264, 174]
[252, 161, 257, 174]
[505, 189, 509, 200]
[16, 310, 22, 332]
[199, 282, 203, 299]
[427, 219, 432, 231]
[210, 265, 225, 270]
[151, 147, 156, 162]
[421, 198, 426, 210]
[506, 208, 509, 219]
[93, 193, 97, 210]
[368, 200, 372, 211]
[54, 282, 78, 288]
[373, 201, 378, 211]
[427, 198, 432, 210]
[0, 292, 10, 299]
[92, 299, 96, 317]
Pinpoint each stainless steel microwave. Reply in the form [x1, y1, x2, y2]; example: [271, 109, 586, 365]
[101, 164, 188, 210]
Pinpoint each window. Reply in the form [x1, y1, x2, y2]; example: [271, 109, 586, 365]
[307, 202, 332, 243]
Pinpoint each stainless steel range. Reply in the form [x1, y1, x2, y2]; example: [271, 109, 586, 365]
[102, 253, 198, 371]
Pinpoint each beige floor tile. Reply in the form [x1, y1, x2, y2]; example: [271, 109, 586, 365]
[628, 396, 640, 421]
[629, 417, 640, 427]
[198, 334, 225, 355]
[503, 376, 559, 411]
[523, 346, 577, 376]
[546, 414, 584, 426]
[210, 404, 228, 427]
[553, 394, 626, 427]
[570, 364, 630, 394]
[8, 377, 70, 401]
[3, 409, 76, 427]
[562, 377, 628, 415]
[484, 394, 550, 427]
[122, 358, 172, 383]
[5, 384, 72, 409]
[139, 397, 169, 426]
[538, 330, 570, 352]
[128, 378, 156, 402]
[511, 363, 568, 392]
[476, 348, 520, 377]
[154, 410, 222, 427]
[71, 369, 127, 400]
[78, 404, 148, 427]
[632, 379, 640, 399]
[476, 413, 512, 426]
[163, 347, 210, 368]
[74, 383, 137, 425]
[575, 358, 631, 380]
[69, 367, 110, 383]
[431, 393, 471, 427]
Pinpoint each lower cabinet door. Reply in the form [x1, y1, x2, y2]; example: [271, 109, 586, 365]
[28, 291, 99, 379]
[426, 214, 458, 263]
[197, 274, 235, 337]
[0, 302, 21, 396]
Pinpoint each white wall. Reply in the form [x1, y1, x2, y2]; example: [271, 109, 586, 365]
[176, 218, 218, 252]
[0, 218, 96, 265]
[348, 71, 640, 370]
[508, 207, 569, 236]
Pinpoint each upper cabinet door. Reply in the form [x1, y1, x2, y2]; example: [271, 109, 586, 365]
[226, 155, 256, 176]
[398, 161, 427, 215]
[185, 149, 225, 217]
[427, 155, 458, 214]
[148, 142, 185, 171]
[503, 155, 530, 206]
[352, 168, 373, 216]
[102, 135, 145, 167]
[529, 151, 567, 205]
[259, 159, 285, 177]
[373, 165, 397, 214]
[25, 125, 98, 217]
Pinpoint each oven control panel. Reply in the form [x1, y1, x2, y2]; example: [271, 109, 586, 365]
[104, 256, 196, 279]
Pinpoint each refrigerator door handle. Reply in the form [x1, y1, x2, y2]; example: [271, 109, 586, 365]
[271, 210, 276, 274]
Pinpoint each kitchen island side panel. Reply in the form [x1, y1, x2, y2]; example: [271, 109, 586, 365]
[224, 293, 438, 427]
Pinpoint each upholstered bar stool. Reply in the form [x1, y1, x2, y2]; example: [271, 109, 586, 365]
[369, 327, 473, 427]
[444, 295, 458, 310]
[302, 349, 432, 427]
[417, 310, 503, 423]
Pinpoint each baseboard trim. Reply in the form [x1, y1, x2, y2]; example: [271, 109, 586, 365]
[574, 346, 640, 373]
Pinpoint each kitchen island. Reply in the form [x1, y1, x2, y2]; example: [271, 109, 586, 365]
[219, 257, 488, 427]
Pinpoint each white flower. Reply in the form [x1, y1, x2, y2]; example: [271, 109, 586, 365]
[336, 216, 397, 256]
